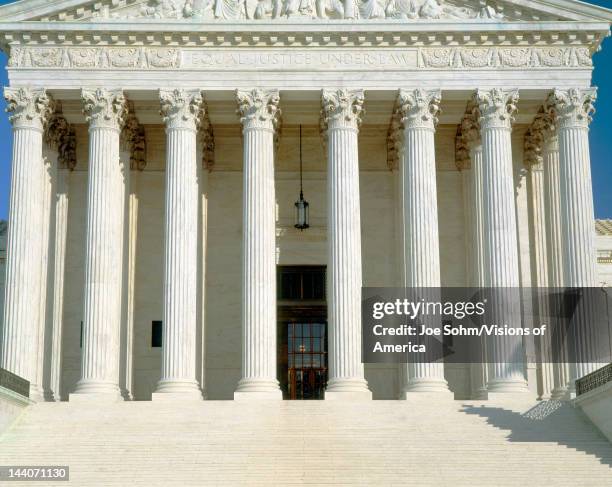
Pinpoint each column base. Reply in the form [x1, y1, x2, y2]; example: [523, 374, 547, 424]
[28, 385, 46, 403]
[472, 388, 488, 400]
[72, 380, 122, 400]
[154, 379, 202, 396]
[402, 378, 451, 394]
[152, 391, 203, 402]
[550, 386, 571, 401]
[487, 378, 530, 394]
[69, 392, 123, 403]
[234, 378, 282, 400]
[324, 378, 372, 401]
[234, 390, 283, 401]
[399, 391, 455, 402]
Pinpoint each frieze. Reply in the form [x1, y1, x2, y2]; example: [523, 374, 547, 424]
[10, 46, 181, 69]
[419, 46, 593, 68]
[8, 45, 593, 70]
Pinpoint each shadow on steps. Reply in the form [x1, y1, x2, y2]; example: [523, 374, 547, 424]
[460, 400, 612, 469]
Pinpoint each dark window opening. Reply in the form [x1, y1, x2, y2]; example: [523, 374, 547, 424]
[278, 266, 326, 301]
[152, 321, 163, 348]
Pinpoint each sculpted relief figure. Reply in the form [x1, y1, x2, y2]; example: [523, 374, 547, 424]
[132, 0, 502, 20]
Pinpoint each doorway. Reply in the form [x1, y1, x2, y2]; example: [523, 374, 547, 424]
[277, 266, 327, 400]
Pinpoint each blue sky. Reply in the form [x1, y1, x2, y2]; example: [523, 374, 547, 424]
[0, 0, 611, 219]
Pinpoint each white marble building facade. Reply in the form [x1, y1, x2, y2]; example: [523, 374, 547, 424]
[0, 0, 611, 403]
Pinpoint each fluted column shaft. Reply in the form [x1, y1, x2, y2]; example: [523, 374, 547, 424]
[468, 145, 486, 288]
[35, 148, 55, 401]
[468, 144, 489, 399]
[1, 88, 53, 397]
[458, 106, 489, 399]
[152, 89, 203, 398]
[234, 89, 282, 399]
[397, 89, 450, 396]
[542, 134, 570, 399]
[50, 168, 69, 401]
[321, 89, 371, 400]
[72, 89, 127, 399]
[549, 88, 600, 384]
[528, 157, 554, 399]
[476, 89, 529, 394]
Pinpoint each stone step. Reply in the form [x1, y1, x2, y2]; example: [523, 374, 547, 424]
[1, 400, 611, 486]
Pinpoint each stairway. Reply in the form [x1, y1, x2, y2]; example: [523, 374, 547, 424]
[1, 398, 611, 486]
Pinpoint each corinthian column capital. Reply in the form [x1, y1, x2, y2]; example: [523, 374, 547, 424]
[4, 87, 54, 131]
[547, 88, 597, 130]
[160, 88, 205, 131]
[475, 88, 519, 130]
[524, 108, 556, 168]
[122, 105, 147, 171]
[321, 88, 364, 131]
[455, 102, 480, 171]
[45, 111, 70, 151]
[82, 88, 127, 131]
[397, 89, 441, 131]
[236, 88, 281, 132]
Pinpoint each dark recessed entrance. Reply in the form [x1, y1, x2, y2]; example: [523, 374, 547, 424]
[277, 266, 327, 400]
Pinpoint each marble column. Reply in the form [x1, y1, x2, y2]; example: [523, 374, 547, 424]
[321, 89, 371, 400]
[548, 88, 601, 384]
[120, 171, 138, 401]
[457, 105, 488, 399]
[44, 116, 75, 402]
[396, 89, 450, 396]
[475, 88, 529, 394]
[542, 127, 571, 399]
[119, 111, 145, 401]
[524, 114, 553, 399]
[1, 88, 53, 399]
[72, 89, 127, 400]
[234, 89, 282, 400]
[153, 89, 204, 399]
[50, 167, 70, 401]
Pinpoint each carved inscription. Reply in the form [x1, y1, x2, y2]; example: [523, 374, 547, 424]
[184, 50, 418, 68]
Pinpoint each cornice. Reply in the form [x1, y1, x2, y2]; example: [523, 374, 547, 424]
[0, 20, 606, 58]
[0, 19, 609, 36]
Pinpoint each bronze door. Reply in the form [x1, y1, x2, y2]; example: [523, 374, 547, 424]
[287, 322, 327, 400]
[277, 265, 327, 400]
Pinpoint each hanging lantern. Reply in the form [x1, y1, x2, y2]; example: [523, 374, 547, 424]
[294, 125, 310, 230]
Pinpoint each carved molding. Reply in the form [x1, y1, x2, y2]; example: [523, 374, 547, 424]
[236, 88, 281, 132]
[546, 88, 597, 130]
[199, 105, 215, 170]
[122, 104, 147, 171]
[82, 88, 127, 130]
[160, 88, 205, 131]
[455, 101, 479, 171]
[7, 45, 593, 71]
[474, 88, 519, 130]
[9, 46, 181, 70]
[386, 107, 402, 171]
[524, 108, 554, 168]
[396, 88, 441, 130]
[419, 46, 592, 69]
[321, 88, 364, 131]
[4, 87, 54, 130]
[45, 113, 68, 150]
[43, 106, 78, 171]
[58, 127, 77, 171]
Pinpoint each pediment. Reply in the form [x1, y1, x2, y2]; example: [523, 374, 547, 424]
[1, 0, 611, 23]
